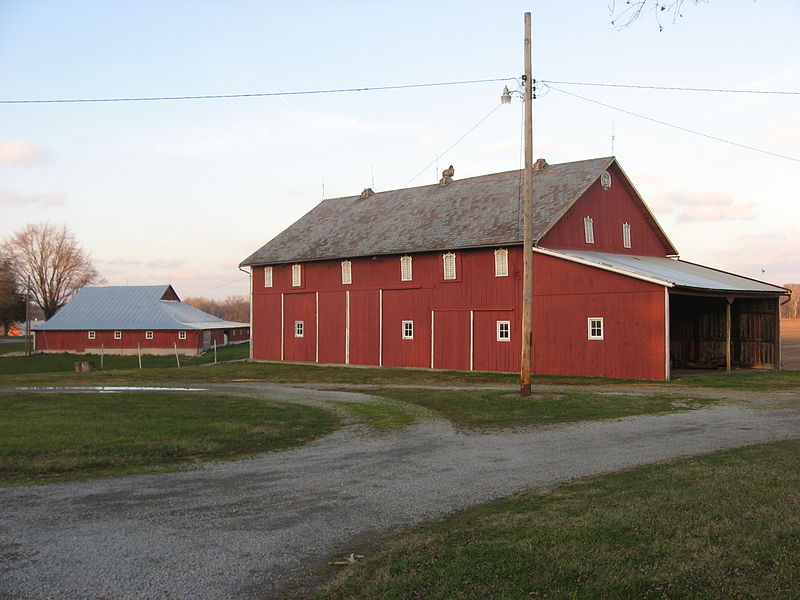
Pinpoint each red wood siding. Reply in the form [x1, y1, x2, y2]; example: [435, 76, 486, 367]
[433, 310, 470, 370]
[283, 292, 316, 362]
[35, 327, 249, 355]
[383, 289, 430, 368]
[540, 164, 673, 256]
[318, 291, 346, 364]
[250, 245, 669, 380]
[532, 253, 667, 380]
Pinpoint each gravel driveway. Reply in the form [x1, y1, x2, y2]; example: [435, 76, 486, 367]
[1, 383, 799, 599]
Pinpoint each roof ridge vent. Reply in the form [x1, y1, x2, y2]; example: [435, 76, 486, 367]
[359, 188, 375, 199]
[439, 165, 454, 185]
[533, 158, 548, 171]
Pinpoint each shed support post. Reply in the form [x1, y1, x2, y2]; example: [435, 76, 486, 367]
[725, 297, 733, 373]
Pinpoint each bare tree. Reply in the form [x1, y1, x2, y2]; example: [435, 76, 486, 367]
[609, 0, 708, 31]
[1, 223, 104, 320]
[780, 284, 799, 319]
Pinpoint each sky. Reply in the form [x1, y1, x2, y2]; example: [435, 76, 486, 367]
[1, 0, 799, 300]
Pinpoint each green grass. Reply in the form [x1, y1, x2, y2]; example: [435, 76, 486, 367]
[0, 341, 26, 355]
[0, 342, 249, 375]
[314, 440, 800, 600]
[360, 388, 714, 429]
[673, 369, 800, 391]
[337, 400, 418, 431]
[0, 391, 337, 485]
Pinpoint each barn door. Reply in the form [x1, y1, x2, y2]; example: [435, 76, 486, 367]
[433, 310, 471, 370]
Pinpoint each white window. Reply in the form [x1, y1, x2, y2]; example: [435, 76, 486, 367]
[114, 330, 122, 340]
[292, 264, 302, 287]
[622, 222, 631, 249]
[588, 318, 604, 340]
[443, 252, 456, 280]
[341, 260, 352, 285]
[497, 321, 511, 342]
[294, 321, 304, 338]
[400, 255, 413, 281]
[145, 331, 154, 340]
[494, 248, 509, 277]
[178, 331, 187, 340]
[402, 320, 414, 339]
[88, 331, 96, 340]
[584, 216, 595, 244]
[264, 266, 273, 288]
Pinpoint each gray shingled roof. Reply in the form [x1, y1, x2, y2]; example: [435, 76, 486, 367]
[34, 285, 249, 331]
[546, 249, 789, 295]
[241, 157, 623, 267]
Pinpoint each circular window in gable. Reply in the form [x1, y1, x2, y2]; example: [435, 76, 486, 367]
[600, 171, 612, 190]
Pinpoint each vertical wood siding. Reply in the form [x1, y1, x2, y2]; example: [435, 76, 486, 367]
[540, 165, 673, 256]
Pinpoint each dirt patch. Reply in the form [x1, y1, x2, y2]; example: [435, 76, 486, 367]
[781, 319, 800, 370]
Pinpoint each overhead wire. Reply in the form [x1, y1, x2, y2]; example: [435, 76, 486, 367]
[0, 77, 513, 105]
[541, 79, 800, 96]
[545, 84, 800, 164]
[402, 102, 505, 188]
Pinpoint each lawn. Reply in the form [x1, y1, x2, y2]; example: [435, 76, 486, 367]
[0, 391, 337, 485]
[361, 388, 715, 429]
[0, 340, 26, 356]
[314, 440, 800, 600]
[0, 341, 250, 375]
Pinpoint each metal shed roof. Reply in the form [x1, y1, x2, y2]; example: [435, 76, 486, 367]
[544, 249, 789, 295]
[241, 156, 640, 267]
[34, 285, 249, 331]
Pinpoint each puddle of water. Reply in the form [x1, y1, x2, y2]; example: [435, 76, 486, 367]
[13, 386, 209, 393]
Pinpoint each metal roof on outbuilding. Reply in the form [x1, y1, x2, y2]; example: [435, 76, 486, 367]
[241, 156, 661, 267]
[541, 249, 789, 295]
[34, 285, 249, 331]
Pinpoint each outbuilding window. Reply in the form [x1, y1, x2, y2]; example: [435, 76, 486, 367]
[443, 252, 457, 280]
[497, 321, 511, 341]
[264, 266, 273, 288]
[295, 321, 304, 338]
[341, 260, 352, 285]
[402, 320, 414, 340]
[588, 318, 604, 340]
[400, 256, 413, 281]
[494, 248, 509, 277]
[114, 330, 122, 340]
[292, 264, 302, 287]
[178, 331, 187, 340]
[145, 331, 154, 340]
[584, 217, 595, 244]
[622, 222, 632, 249]
[88, 331, 96, 340]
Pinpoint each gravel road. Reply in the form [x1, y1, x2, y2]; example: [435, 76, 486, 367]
[1, 383, 799, 599]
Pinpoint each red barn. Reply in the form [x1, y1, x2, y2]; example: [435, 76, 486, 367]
[240, 157, 788, 380]
[33, 285, 249, 355]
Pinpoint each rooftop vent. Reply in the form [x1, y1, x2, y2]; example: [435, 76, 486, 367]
[439, 165, 455, 185]
[359, 188, 375, 199]
[533, 158, 549, 171]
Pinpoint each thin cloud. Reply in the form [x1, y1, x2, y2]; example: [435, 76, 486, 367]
[144, 259, 185, 269]
[0, 188, 66, 207]
[709, 227, 800, 284]
[0, 141, 51, 166]
[650, 191, 757, 222]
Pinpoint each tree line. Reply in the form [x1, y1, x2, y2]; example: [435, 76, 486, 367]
[184, 295, 249, 323]
[780, 284, 800, 320]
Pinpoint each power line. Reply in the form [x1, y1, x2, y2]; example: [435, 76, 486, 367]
[0, 77, 513, 105]
[546, 84, 800, 165]
[403, 102, 504, 187]
[541, 79, 800, 96]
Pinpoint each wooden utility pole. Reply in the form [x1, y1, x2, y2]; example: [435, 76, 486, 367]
[520, 11, 534, 396]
